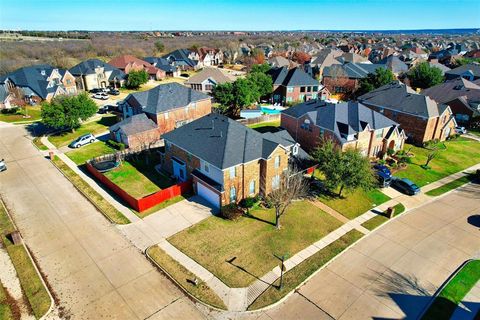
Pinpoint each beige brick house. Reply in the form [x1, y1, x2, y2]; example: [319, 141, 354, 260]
[358, 81, 457, 144]
[281, 100, 405, 158]
[161, 114, 307, 208]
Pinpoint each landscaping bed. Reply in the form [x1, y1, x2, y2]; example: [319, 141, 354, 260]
[0, 202, 51, 319]
[66, 141, 116, 165]
[422, 259, 480, 320]
[47, 114, 117, 148]
[168, 201, 343, 288]
[147, 246, 226, 310]
[248, 229, 364, 310]
[361, 203, 405, 231]
[52, 156, 130, 224]
[394, 138, 480, 187]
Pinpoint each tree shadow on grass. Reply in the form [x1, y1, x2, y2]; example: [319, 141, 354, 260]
[225, 257, 271, 285]
[242, 210, 275, 227]
[251, 126, 280, 134]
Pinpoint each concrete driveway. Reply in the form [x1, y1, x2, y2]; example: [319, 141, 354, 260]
[0, 125, 206, 319]
[244, 183, 480, 320]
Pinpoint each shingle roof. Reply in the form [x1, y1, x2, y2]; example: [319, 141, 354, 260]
[379, 55, 408, 74]
[143, 57, 177, 73]
[162, 49, 197, 68]
[323, 63, 386, 79]
[0, 64, 65, 99]
[267, 67, 319, 87]
[108, 55, 161, 75]
[282, 100, 398, 143]
[124, 82, 210, 115]
[162, 114, 295, 169]
[69, 59, 125, 79]
[421, 78, 480, 104]
[358, 81, 444, 118]
[185, 67, 234, 85]
[445, 63, 480, 78]
[109, 113, 157, 136]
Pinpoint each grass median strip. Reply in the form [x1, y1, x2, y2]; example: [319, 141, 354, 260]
[52, 156, 130, 224]
[0, 202, 51, 319]
[361, 203, 406, 231]
[248, 229, 364, 310]
[422, 259, 480, 320]
[147, 246, 227, 310]
[0, 282, 15, 320]
[425, 175, 473, 197]
[32, 137, 48, 151]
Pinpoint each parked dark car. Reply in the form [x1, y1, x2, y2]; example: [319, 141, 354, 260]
[373, 164, 392, 187]
[373, 164, 391, 177]
[108, 88, 120, 96]
[391, 178, 420, 195]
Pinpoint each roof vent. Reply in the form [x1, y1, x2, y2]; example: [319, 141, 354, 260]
[453, 85, 463, 90]
[40, 70, 46, 76]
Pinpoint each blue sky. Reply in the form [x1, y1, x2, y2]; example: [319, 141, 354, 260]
[0, 0, 479, 31]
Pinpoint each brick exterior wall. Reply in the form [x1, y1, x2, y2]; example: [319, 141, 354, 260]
[162, 143, 201, 178]
[322, 77, 358, 98]
[272, 85, 320, 104]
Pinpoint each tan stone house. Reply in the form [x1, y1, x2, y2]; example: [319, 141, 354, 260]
[281, 100, 405, 158]
[184, 67, 235, 93]
[161, 113, 306, 208]
[69, 59, 126, 91]
[358, 81, 457, 144]
[108, 55, 166, 81]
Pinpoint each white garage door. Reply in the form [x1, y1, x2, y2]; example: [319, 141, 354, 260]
[197, 182, 220, 208]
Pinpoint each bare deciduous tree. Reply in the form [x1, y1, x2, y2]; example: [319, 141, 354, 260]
[268, 167, 309, 229]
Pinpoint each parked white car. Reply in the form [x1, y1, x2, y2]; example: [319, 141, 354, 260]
[0, 159, 6, 172]
[69, 133, 96, 148]
[92, 92, 109, 100]
[455, 126, 467, 135]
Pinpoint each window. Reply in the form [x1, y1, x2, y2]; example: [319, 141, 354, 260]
[313, 86, 318, 91]
[165, 141, 171, 151]
[299, 94, 305, 101]
[272, 175, 280, 190]
[287, 87, 293, 93]
[300, 87, 306, 93]
[229, 166, 236, 179]
[375, 129, 383, 139]
[164, 112, 169, 120]
[287, 96, 293, 102]
[249, 180, 256, 195]
[204, 162, 209, 172]
[320, 128, 325, 135]
[274, 156, 280, 168]
[230, 187, 236, 203]
[301, 119, 311, 130]
[292, 145, 299, 155]
[379, 108, 384, 114]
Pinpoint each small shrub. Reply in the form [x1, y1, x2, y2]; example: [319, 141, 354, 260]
[396, 150, 405, 156]
[107, 139, 126, 151]
[1, 107, 19, 114]
[387, 148, 395, 156]
[221, 203, 243, 220]
[240, 196, 260, 209]
[377, 159, 386, 166]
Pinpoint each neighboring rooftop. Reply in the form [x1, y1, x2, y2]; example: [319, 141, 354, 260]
[108, 55, 160, 75]
[421, 77, 480, 104]
[445, 63, 480, 79]
[323, 62, 386, 79]
[379, 55, 409, 74]
[69, 59, 126, 80]
[124, 82, 210, 114]
[185, 67, 235, 85]
[162, 113, 297, 169]
[268, 66, 319, 87]
[162, 49, 197, 68]
[109, 113, 157, 136]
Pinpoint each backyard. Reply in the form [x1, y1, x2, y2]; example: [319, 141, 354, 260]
[103, 153, 174, 199]
[66, 141, 116, 165]
[247, 120, 281, 133]
[0, 106, 42, 123]
[47, 114, 117, 148]
[168, 201, 343, 288]
[394, 138, 480, 187]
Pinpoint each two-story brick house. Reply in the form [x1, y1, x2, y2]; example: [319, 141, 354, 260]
[69, 59, 126, 91]
[115, 83, 211, 148]
[358, 81, 457, 144]
[281, 100, 405, 158]
[0, 64, 77, 103]
[161, 113, 305, 208]
[108, 55, 166, 81]
[267, 66, 322, 104]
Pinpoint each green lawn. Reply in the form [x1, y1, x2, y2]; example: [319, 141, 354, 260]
[248, 230, 364, 310]
[104, 155, 174, 199]
[52, 156, 130, 224]
[0, 202, 51, 319]
[361, 203, 406, 231]
[318, 188, 391, 220]
[422, 260, 480, 320]
[0, 282, 14, 320]
[47, 115, 117, 148]
[247, 120, 281, 133]
[147, 246, 226, 310]
[169, 201, 343, 288]
[32, 137, 48, 151]
[394, 138, 480, 187]
[0, 106, 42, 123]
[425, 175, 475, 197]
[66, 141, 116, 165]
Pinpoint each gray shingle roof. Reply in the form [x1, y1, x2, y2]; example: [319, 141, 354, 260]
[358, 81, 444, 118]
[379, 55, 408, 74]
[282, 100, 399, 143]
[323, 63, 386, 79]
[124, 83, 210, 115]
[143, 57, 177, 73]
[162, 49, 197, 68]
[445, 63, 480, 78]
[421, 77, 480, 104]
[267, 66, 319, 87]
[69, 59, 126, 80]
[109, 113, 157, 136]
[162, 113, 295, 169]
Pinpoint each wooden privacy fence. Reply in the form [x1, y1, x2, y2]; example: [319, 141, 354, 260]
[86, 162, 192, 213]
[236, 114, 280, 125]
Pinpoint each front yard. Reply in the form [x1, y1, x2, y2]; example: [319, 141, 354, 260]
[0, 106, 42, 123]
[103, 154, 174, 199]
[394, 138, 480, 187]
[168, 201, 343, 288]
[66, 141, 116, 165]
[48, 114, 117, 148]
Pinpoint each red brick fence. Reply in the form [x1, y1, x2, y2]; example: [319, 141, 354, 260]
[86, 163, 192, 213]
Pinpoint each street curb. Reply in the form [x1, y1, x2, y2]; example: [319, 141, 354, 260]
[144, 245, 228, 312]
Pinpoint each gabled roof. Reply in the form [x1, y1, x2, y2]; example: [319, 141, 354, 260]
[162, 113, 295, 169]
[162, 49, 198, 68]
[282, 100, 398, 143]
[0, 64, 67, 99]
[108, 55, 161, 75]
[379, 55, 408, 74]
[109, 113, 157, 136]
[358, 81, 445, 118]
[124, 82, 210, 115]
[185, 67, 235, 85]
[143, 57, 177, 73]
[323, 63, 386, 79]
[267, 66, 318, 87]
[421, 77, 480, 104]
[69, 59, 125, 79]
[445, 63, 480, 78]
